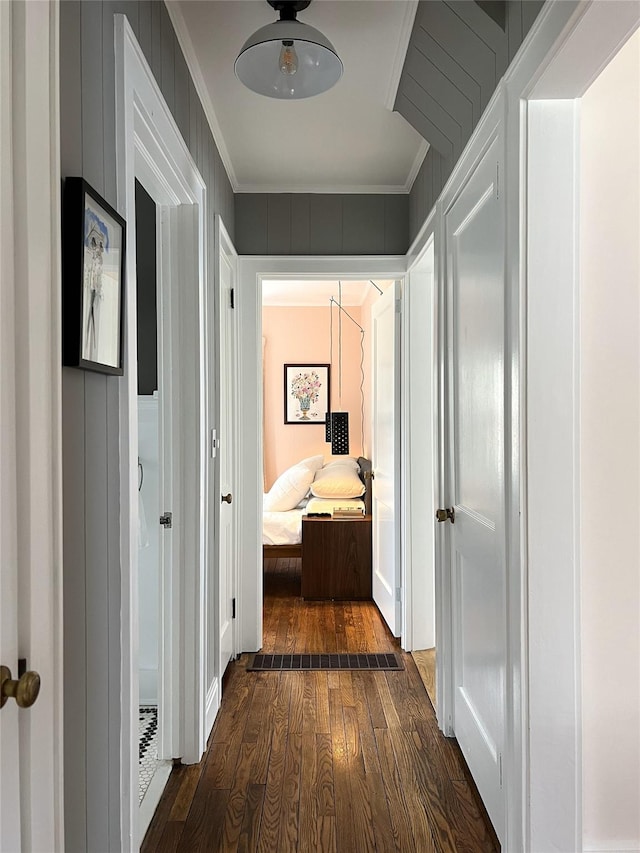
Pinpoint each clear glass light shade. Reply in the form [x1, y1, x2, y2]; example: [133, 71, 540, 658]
[235, 19, 343, 99]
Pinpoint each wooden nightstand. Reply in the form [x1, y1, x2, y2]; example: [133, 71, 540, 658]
[301, 515, 372, 600]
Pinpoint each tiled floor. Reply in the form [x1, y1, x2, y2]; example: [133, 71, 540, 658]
[139, 706, 160, 803]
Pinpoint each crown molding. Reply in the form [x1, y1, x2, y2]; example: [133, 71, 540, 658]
[165, 0, 240, 191]
[405, 139, 430, 192]
[384, 0, 419, 110]
[236, 182, 411, 194]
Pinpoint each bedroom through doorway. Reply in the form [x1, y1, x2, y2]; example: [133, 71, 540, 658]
[260, 279, 394, 649]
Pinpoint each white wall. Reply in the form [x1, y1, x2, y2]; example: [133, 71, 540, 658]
[138, 396, 159, 705]
[580, 29, 640, 852]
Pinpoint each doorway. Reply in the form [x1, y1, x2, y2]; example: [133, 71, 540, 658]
[134, 180, 172, 822]
[115, 16, 208, 846]
[260, 278, 398, 641]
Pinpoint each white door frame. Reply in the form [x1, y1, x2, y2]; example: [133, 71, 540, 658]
[115, 15, 207, 848]
[236, 256, 406, 653]
[0, 1, 64, 848]
[510, 3, 640, 851]
[207, 215, 238, 736]
[403, 215, 437, 657]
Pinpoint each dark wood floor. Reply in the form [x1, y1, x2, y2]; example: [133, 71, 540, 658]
[142, 558, 499, 852]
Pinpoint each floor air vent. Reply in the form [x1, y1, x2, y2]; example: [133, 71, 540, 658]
[248, 653, 403, 672]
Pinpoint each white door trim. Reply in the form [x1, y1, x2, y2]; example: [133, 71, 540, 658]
[115, 15, 207, 849]
[402, 215, 437, 658]
[0, 0, 64, 847]
[236, 256, 407, 653]
[208, 214, 238, 736]
[506, 3, 640, 850]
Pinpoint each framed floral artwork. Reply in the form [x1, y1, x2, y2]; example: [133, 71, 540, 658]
[62, 177, 126, 375]
[284, 364, 330, 425]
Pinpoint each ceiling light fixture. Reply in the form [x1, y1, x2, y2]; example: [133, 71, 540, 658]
[234, 0, 343, 100]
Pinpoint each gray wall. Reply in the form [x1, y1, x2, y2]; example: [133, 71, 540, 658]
[403, 0, 544, 240]
[235, 192, 410, 255]
[59, 1, 234, 849]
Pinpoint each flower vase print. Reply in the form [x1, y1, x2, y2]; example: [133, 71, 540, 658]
[284, 364, 330, 425]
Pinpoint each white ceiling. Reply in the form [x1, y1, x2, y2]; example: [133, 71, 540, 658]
[168, 0, 427, 193]
[262, 279, 393, 306]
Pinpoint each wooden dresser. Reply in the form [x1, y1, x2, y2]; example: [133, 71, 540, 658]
[301, 515, 372, 600]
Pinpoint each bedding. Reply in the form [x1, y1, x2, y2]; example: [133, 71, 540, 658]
[310, 464, 366, 499]
[262, 495, 366, 545]
[263, 454, 324, 511]
[263, 456, 370, 548]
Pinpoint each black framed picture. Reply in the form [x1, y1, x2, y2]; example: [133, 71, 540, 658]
[284, 364, 330, 424]
[62, 177, 126, 375]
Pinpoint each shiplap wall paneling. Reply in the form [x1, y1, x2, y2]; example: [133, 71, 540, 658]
[405, 0, 546, 240]
[60, 1, 235, 849]
[235, 193, 409, 255]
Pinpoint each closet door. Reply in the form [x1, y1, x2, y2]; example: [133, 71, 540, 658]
[444, 133, 506, 843]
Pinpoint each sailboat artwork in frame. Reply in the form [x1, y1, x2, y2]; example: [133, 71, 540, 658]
[62, 177, 126, 375]
[284, 364, 330, 425]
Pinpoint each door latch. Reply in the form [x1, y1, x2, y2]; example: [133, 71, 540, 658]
[160, 512, 173, 528]
[436, 507, 455, 524]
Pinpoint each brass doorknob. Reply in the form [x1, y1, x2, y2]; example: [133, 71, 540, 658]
[0, 665, 41, 709]
[436, 507, 455, 524]
[221, 493, 233, 504]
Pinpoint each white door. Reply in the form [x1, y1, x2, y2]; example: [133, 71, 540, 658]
[216, 220, 237, 683]
[444, 135, 506, 841]
[371, 282, 401, 636]
[0, 2, 62, 849]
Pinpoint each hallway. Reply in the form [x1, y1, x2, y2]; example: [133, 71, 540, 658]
[142, 559, 498, 851]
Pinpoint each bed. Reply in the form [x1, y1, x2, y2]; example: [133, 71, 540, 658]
[263, 456, 372, 560]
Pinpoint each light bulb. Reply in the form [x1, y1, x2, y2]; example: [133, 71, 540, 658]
[279, 40, 298, 76]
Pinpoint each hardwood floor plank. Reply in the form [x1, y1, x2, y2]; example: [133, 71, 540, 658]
[315, 733, 335, 817]
[168, 763, 204, 822]
[447, 779, 498, 853]
[412, 648, 436, 708]
[220, 741, 258, 850]
[237, 783, 265, 853]
[276, 733, 302, 852]
[153, 821, 185, 853]
[317, 815, 337, 853]
[375, 728, 421, 852]
[302, 671, 318, 734]
[144, 564, 500, 853]
[141, 764, 188, 853]
[299, 731, 319, 851]
[175, 787, 230, 853]
[256, 728, 288, 853]
[314, 671, 331, 734]
[328, 688, 356, 853]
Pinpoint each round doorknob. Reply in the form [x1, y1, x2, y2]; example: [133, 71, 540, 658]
[0, 665, 41, 709]
[221, 493, 233, 504]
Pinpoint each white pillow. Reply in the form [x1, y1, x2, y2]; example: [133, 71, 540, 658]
[323, 456, 360, 471]
[310, 464, 365, 499]
[264, 455, 324, 511]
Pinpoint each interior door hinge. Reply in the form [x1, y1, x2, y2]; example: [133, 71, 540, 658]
[230, 287, 235, 309]
[496, 162, 500, 199]
[395, 587, 402, 603]
[232, 598, 236, 619]
[395, 298, 402, 314]
[499, 753, 503, 788]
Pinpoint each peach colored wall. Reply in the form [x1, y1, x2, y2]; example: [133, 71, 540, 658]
[263, 306, 365, 489]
